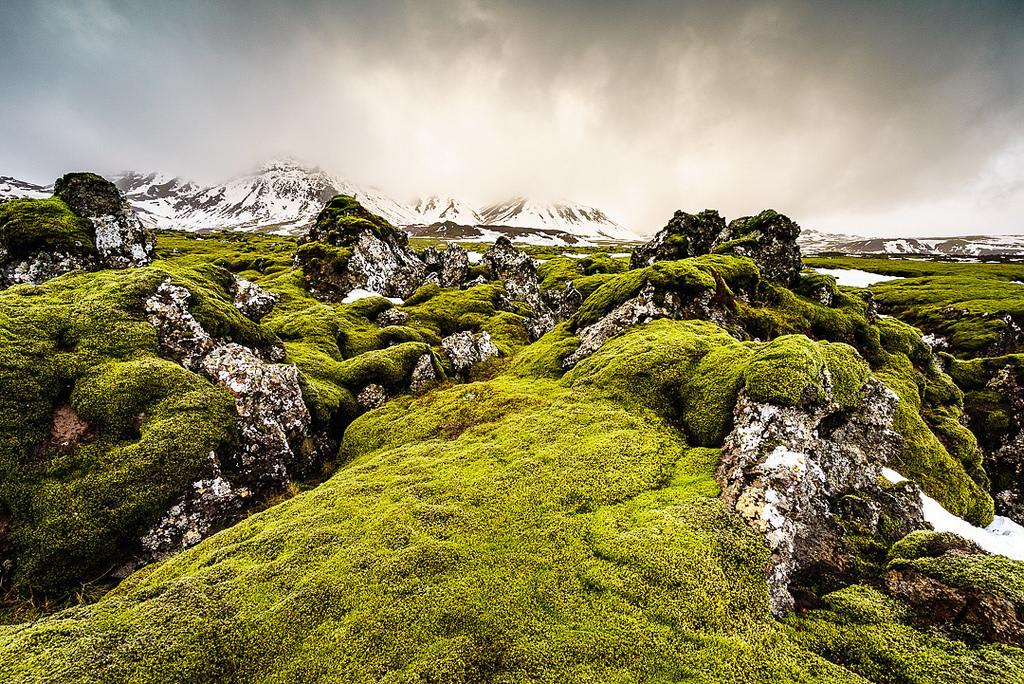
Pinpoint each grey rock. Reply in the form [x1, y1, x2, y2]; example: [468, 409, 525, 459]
[376, 307, 409, 327]
[54, 172, 154, 269]
[563, 281, 738, 368]
[422, 244, 470, 288]
[145, 278, 216, 370]
[409, 353, 439, 394]
[357, 383, 389, 410]
[441, 330, 499, 374]
[718, 375, 924, 615]
[631, 210, 727, 268]
[630, 208, 803, 285]
[232, 276, 279, 321]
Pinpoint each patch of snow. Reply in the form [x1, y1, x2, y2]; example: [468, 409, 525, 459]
[813, 267, 902, 288]
[882, 468, 1024, 560]
[561, 252, 590, 259]
[466, 251, 483, 264]
[342, 289, 403, 305]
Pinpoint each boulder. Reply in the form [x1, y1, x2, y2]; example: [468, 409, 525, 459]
[142, 278, 313, 557]
[53, 172, 154, 269]
[441, 330, 499, 374]
[720, 210, 803, 285]
[409, 353, 440, 394]
[422, 244, 471, 288]
[483, 237, 570, 340]
[718, 375, 924, 615]
[296, 195, 426, 301]
[232, 276, 279, 321]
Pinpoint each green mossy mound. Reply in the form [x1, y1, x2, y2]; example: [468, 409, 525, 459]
[0, 197, 96, 260]
[0, 265, 245, 594]
[304, 194, 397, 246]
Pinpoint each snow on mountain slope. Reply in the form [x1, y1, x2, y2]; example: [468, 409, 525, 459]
[477, 197, 637, 241]
[411, 196, 481, 226]
[0, 176, 51, 200]
[111, 159, 418, 233]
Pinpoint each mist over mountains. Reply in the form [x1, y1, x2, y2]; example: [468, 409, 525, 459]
[3, 159, 1024, 256]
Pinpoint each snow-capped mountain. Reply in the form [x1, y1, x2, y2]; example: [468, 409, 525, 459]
[411, 195, 481, 226]
[0, 176, 50, 200]
[796, 230, 1024, 258]
[476, 197, 637, 242]
[111, 159, 418, 233]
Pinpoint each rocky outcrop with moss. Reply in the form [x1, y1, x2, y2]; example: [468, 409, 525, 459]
[632, 208, 803, 285]
[295, 195, 426, 300]
[0, 173, 154, 288]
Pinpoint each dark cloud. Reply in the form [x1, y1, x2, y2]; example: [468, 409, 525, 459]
[1, 0, 1021, 236]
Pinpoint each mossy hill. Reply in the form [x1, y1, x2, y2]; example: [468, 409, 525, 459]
[0, 212, 1020, 680]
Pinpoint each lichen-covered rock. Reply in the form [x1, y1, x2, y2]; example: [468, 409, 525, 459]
[376, 306, 409, 327]
[564, 280, 737, 368]
[145, 278, 215, 370]
[53, 172, 154, 268]
[422, 244, 470, 288]
[142, 280, 313, 556]
[0, 174, 153, 288]
[631, 208, 802, 285]
[409, 353, 439, 393]
[232, 275, 279, 321]
[200, 343, 310, 484]
[483, 237, 570, 339]
[718, 374, 924, 615]
[719, 210, 803, 286]
[296, 195, 426, 300]
[357, 383, 389, 410]
[140, 456, 252, 562]
[441, 330, 499, 374]
[630, 210, 726, 268]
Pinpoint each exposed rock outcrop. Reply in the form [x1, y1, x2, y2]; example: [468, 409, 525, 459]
[232, 276, 279, 321]
[631, 210, 726, 268]
[718, 376, 924, 615]
[563, 280, 740, 369]
[483, 237, 580, 339]
[422, 244, 471, 288]
[296, 195, 426, 301]
[441, 330, 499, 374]
[141, 278, 312, 558]
[631, 208, 803, 285]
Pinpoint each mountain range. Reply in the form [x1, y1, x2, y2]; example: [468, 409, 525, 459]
[3, 161, 1023, 255]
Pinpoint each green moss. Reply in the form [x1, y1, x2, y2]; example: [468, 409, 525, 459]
[744, 335, 869, 409]
[0, 268, 239, 594]
[787, 583, 1020, 683]
[0, 197, 96, 259]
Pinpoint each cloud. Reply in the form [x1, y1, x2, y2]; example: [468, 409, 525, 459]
[1, 0, 1022, 236]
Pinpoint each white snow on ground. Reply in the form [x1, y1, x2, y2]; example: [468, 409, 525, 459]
[342, 289, 403, 305]
[466, 251, 483, 264]
[882, 468, 1024, 560]
[813, 267, 902, 288]
[561, 252, 590, 259]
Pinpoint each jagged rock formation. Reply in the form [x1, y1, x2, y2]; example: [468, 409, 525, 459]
[631, 208, 803, 285]
[718, 374, 924, 615]
[484, 236, 580, 339]
[631, 209, 726, 268]
[296, 195, 426, 301]
[141, 279, 310, 559]
[0, 172, 154, 288]
[421, 244, 471, 288]
[564, 281, 737, 368]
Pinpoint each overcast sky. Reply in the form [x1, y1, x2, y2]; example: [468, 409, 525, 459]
[1, 0, 1022, 237]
